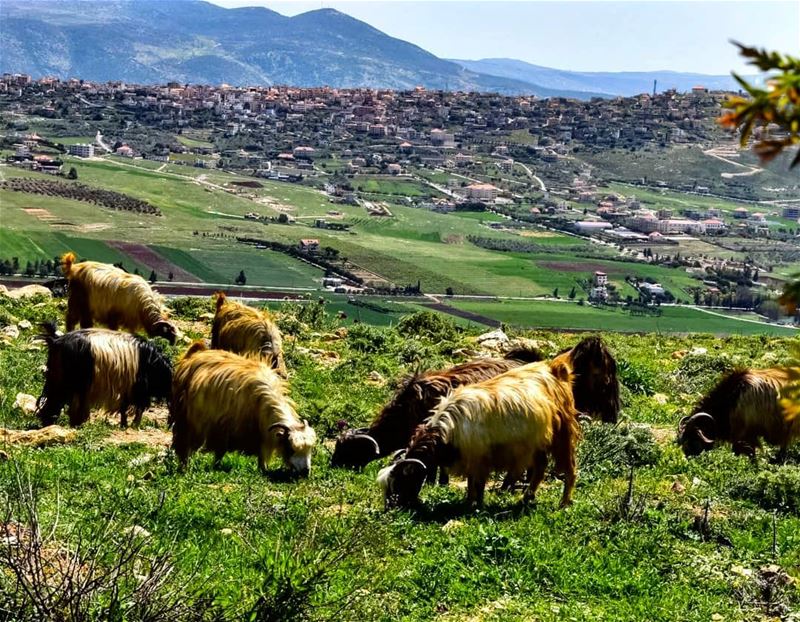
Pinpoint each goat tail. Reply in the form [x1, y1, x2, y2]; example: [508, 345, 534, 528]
[214, 291, 227, 312]
[182, 340, 208, 360]
[61, 251, 77, 277]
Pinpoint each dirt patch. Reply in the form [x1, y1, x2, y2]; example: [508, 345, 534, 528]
[650, 426, 675, 446]
[104, 428, 171, 448]
[21, 208, 56, 221]
[231, 180, 263, 188]
[107, 241, 201, 283]
[442, 234, 465, 244]
[77, 223, 111, 232]
[538, 261, 618, 273]
[423, 302, 500, 328]
[0, 425, 77, 448]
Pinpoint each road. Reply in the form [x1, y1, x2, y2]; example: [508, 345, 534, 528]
[515, 161, 547, 192]
[703, 146, 763, 178]
[95, 131, 112, 153]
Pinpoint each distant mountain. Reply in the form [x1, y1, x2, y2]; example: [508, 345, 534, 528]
[0, 0, 743, 99]
[0, 0, 597, 97]
[452, 58, 745, 97]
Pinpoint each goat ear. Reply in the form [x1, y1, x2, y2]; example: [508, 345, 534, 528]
[269, 423, 289, 438]
[549, 360, 572, 382]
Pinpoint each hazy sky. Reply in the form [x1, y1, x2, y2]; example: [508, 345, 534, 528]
[208, 1, 799, 74]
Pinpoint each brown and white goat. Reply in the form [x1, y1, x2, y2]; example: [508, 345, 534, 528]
[211, 292, 287, 377]
[378, 360, 580, 509]
[61, 252, 177, 344]
[331, 348, 543, 478]
[678, 367, 800, 459]
[170, 342, 316, 476]
[36, 323, 172, 427]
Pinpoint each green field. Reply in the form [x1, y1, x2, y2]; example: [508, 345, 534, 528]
[1, 156, 795, 333]
[1, 295, 798, 620]
[450, 299, 798, 335]
[352, 175, 434, 197]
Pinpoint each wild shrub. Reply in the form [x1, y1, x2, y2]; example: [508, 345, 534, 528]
[673, 352, 737, 395]
[167, 296, 213, 321]
[0, 463, 222, 622]
[347, 323, 399, 353]
[617, 359, 658, 396]
[578, 421, 661, 482]
[395, 311, 459, 342]
[277, 300, 335, 335]
[727, 466, 800, 513]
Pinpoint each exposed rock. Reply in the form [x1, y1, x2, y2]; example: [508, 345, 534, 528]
[2, 325, 20, 340]
[367, 370, 385, 385]
[477, 329, 509, 344]
[124, 525, 151, 540]
[0, 425, 77, 447]
[13, 393, 37, 414]
[4, 285, 52, 299]
[17, 320, 33, 331]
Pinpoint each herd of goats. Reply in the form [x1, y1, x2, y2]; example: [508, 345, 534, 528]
[27, 252, 800, 510]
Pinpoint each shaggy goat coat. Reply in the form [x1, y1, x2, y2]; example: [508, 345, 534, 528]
[551, 336, 620, 424]
[380, 360, 580, 508]
[170, 344, 316, 475]
[211, 293, 287, 377]
[36, 324, 172, 427]
[61, 252, 177, 343]
[331, 349, 543, 473]
[679, 367, 800, 457]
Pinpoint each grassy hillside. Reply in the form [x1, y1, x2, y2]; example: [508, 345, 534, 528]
[1, 293, 798, 620]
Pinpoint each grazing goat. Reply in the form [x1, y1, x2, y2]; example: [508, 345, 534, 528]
[331, 347, 543, 477]
[36, 322, 172, 427]
[551, 336, 620, 424]
[211, 292, 287, 377]
[378, 360, 580, 509]
[61, 252, 177, 344]
[678, 367, 800, 459]
[170, 343, 316, 476]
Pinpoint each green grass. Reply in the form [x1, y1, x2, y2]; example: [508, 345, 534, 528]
[0, 229, 150, 274]
[0, 296, 798, 620]
[176, 133, 215, 149]
[352, 175, 433, 197]
[188, 247, 323, 288]
[450, 299, 799, 335]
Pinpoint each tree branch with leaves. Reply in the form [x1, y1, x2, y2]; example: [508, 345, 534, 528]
[719, 43, 800, 168]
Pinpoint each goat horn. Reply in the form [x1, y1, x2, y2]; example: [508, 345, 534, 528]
[268, 423, 290, 432]
[687, 412, 717, 442]
[352, 434, 380, 455]
[397, 458, 427, 473]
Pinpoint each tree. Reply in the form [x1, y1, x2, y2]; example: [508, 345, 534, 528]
[553, 288, 559, 298]
[148, 270, 157, 284]
[67, 167, 78, 180]
[168, 271, 174, 282]
[568, 286, 576, 300]
[720, 43, 800, 167]
[445, 287, 454, 297]
[235, 270, 247, 285]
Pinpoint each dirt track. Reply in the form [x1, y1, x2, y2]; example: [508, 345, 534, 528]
[0, 277, 306, 301]
[423, 302, 500, 327]
[107, 241, 202, 283]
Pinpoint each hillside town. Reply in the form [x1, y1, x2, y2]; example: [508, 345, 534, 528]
[2, 72, 798, 314]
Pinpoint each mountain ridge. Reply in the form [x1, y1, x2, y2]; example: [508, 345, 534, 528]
[1, 0, 740, 98]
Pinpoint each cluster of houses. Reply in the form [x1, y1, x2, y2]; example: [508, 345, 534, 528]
[2, 74, 724, 175]
[6, 133, 63, 173]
